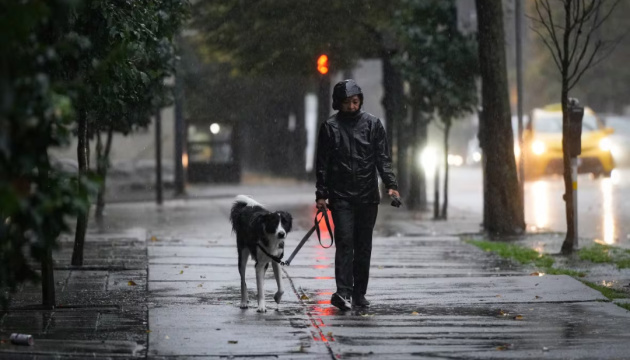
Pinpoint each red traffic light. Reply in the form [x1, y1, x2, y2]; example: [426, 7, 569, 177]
[317, 54, 329, 75]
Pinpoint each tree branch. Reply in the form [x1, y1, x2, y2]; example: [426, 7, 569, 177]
[531, 27, 563, 72]
[536, 0, 565, 61]
[568, 40, 603, 90]
[568, 0, 619, 81]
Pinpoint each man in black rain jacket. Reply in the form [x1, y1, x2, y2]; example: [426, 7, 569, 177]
[315, 79, 399, 310]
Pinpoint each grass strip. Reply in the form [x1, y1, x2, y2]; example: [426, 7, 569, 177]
[580, 280, 628, 300]
[578, 243, 630, 269]
[466, 239, 629, 311]
[466, 240, 554, 268]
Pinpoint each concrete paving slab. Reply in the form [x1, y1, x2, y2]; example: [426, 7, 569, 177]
[296, 275, 606, 307]
[147, 305, 328, 358]
[318, 301, 630, 359]
[0, 339, 142, 358]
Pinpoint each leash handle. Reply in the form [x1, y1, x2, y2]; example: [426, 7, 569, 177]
[314, 208, 334, 249]
[283, 208, 334, 266]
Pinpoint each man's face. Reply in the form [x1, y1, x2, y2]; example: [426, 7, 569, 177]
[340, 95, 361, 113]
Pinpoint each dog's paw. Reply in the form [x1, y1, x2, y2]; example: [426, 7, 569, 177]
[274, 290, 284, 304]
[239, 302, 248, 309]
[256, 306, 267, 313]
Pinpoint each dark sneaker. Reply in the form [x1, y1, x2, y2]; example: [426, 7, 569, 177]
[331, 293, 352, 310]
[352, 295, 370, 307]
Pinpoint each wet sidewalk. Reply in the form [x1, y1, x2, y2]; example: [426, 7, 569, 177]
[1, 183, 630, 359]
[0, 229, 149, 359]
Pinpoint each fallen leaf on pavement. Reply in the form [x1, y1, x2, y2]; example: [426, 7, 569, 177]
[535, 295, 541, 299]
[513, 315, 524, 320]
[499, 310, 508, 316]
[496, 345, 508, 351]
[146, 330, 152, 333]
[300, 294, 309, 300]
[165, 335, 170, 339]
[411, 311, 419, 315]
[197, 284, 203, 287]
[151, 236, 158, 242]
[495, 294, 501, 297]
[179, 270, 183, 274]
[327, 331, 333, 337]
[228, 340, 238, 344]
[530, 272, 541, 276]
[128, 280, 137, 286]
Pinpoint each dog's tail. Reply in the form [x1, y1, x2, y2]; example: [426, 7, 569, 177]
[230, 195, 263, 232]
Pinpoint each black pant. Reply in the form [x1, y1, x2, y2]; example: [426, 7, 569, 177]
[330, 200, 378, 298]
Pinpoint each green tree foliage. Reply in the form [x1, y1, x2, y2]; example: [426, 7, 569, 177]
[191, 0, 387, 76]
[70, 0, 189, 219]
[393, 0, 478, 211]
[0, 0, 93, 307]
[63, 0, 189, 261]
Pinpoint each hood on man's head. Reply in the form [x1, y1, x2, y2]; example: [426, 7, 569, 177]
[332, 79, 363, 110]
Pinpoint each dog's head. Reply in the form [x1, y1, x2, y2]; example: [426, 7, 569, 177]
[260, 211, 293, 243]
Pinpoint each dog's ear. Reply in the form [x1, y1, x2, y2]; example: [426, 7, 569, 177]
[279, 211, 292, 233]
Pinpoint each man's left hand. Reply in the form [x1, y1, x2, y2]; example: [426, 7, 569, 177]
[388, 189, 400, 198]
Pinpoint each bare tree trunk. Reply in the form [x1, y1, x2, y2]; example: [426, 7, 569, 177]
[72, 109, 89, 266]
[441, 121, 451, 220]
[560, 2, 575, 253]
[95, 125, 113, 220]
[475, 0, 525, 234]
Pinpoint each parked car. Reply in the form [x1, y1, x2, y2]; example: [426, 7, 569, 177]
[523, 104, 615, 179]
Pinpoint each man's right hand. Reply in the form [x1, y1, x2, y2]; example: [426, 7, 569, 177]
[316, 199, 327, 211]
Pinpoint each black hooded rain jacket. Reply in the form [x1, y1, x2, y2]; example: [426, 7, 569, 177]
[315, 111, 397, 204]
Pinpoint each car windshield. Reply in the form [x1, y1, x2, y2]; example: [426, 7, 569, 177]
[533, 111, 599, 133]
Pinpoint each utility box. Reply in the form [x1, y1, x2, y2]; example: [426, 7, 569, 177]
[567, 98, 584, 157]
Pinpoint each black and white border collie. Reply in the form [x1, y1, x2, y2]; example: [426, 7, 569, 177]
[230, 195, 293, 312]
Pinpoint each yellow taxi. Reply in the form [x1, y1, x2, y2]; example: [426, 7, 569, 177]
[521, 103, 615, 180]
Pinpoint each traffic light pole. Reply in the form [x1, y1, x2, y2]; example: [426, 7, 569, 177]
[174, 71, 185, 195]
[317, 74, 330, 126]
[155, 108, 163, 205]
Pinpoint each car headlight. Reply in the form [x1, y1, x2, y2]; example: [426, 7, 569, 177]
[472, 151, 482, 163]
[532, 140, 546, 155]
[599, 137, 612, 151]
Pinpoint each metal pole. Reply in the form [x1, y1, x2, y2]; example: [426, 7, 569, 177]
[174, 71, 185, 195]
[571, 157, 578, 248]
[515, 0, 525, 204]
[155, 109, 163, 205]
[317, 74, 331, 127]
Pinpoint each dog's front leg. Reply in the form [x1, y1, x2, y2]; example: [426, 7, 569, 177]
[255, 262, 267, 313]
[272, 261, 283, 304]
